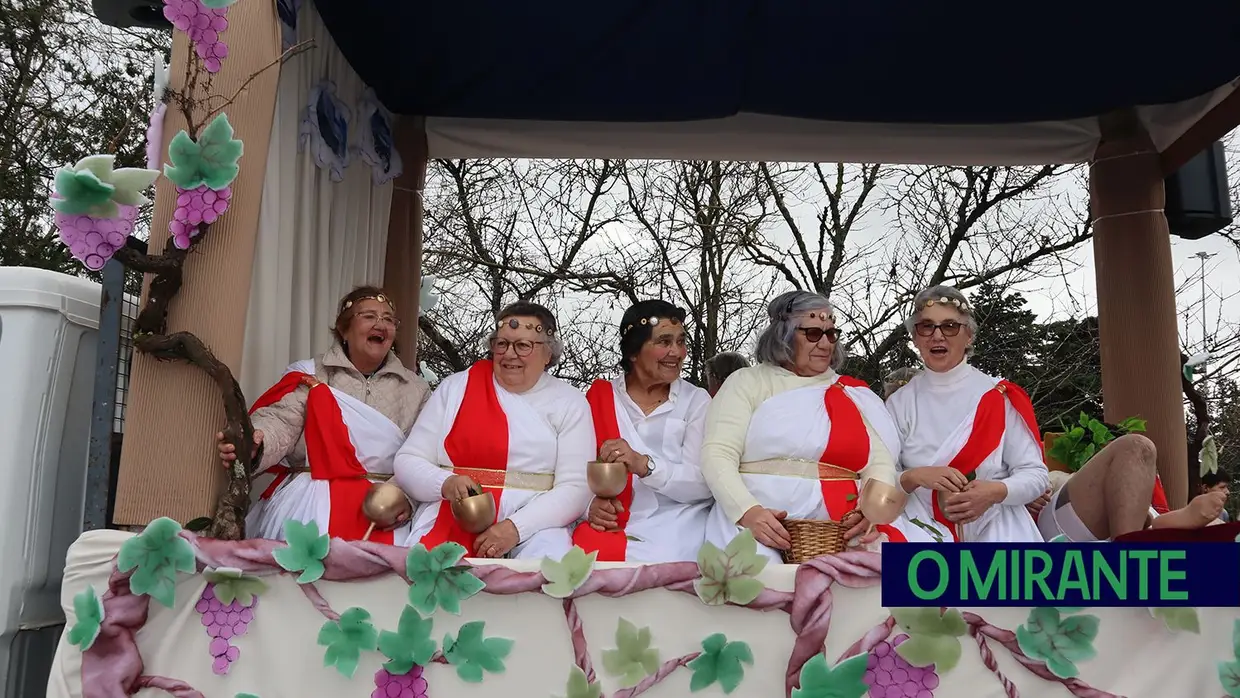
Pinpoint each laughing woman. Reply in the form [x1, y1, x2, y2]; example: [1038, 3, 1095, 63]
[572, 300, 714, 563]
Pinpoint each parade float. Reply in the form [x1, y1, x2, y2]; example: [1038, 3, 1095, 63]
[46, 0, 1240, 696]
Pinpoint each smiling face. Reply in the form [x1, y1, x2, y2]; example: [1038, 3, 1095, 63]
[630, 320, 687, 386]
[789, 311, 839, 377]
[490, 315, 552, 393]
[911, 303, 973, 373]
[341, 298, 396, 371]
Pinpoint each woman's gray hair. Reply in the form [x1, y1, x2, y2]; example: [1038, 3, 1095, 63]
[753, 290, 848, 372]
[487, 301, 564, 368]
[904, 285, 978, 355]
[882, 367, 922, 399]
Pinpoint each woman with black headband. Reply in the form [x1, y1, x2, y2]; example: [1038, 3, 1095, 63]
[572, 300, 714, 562]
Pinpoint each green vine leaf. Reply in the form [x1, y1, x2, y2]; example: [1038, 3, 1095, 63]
[116, 517, 196, 608]
[50, 154, 160, 217]
[66, 586, 104, 651]
[601, 618, 660, 688]
[791, 652, 870, 698]
[377, 605, 438, 674]
[405, 542, 485, 616]
[694, 530, 767, 606]
[1202, 435, 1220, 477]
[890, 608, 967, 672]
[317, 607, 379, 679]
[203, 567, 268, 606]
[555, 666, 601, 698]
[687, 633, 753, 694]
[272, 520, 330, 583]
[541, 546, 597, 598]
[200, 0, 240, 6]
[442, 620, 513, 683]
[163, 113, 244, 190]
[907, 518, 945, 543]
[236, 694, 260, 698]
[1222, 620, 1240, 697]
[1015, 607, 1099, 678]
[1149, 607, 1200, 634]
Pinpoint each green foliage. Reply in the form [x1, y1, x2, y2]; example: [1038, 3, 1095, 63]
[202, 568, 267, 606]
[317, 607, 379, 679]
[1219, 620, 1240, 697]
[555, 666, 601, 698]
[890, 608, 967, 672]
[541, 546, 597, 598]
[163, 114, 244, 190]
[1047, 412, 1146, 472]
[116, 517, 196, 607]
[272, 520, 330, 583]
[601, 618, 660, 688]
[377, 605, 438, 674]
[66, 586, 104, 650]
[1015, 607, 1100, 678]
[694, 530, 767, 606]
[405, 542, 485, 616]
[688, 633, 753, 694]
[791, 652, 870, 698]
[1150, 607, 1201, 634]
[442, 620, 513, 683]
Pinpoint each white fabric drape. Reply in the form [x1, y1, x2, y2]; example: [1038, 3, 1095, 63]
[240, 1, 394, 402]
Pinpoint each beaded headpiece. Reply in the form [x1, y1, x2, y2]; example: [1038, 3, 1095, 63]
[497, 317, 556, 338]
[922, 296, 971, 313]
[341, 293, 395, 313]
[782, 296, 835, 322]
[622, 316, 682, 338]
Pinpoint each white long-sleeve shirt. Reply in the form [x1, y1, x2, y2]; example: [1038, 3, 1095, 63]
[608, 375, 713, 505]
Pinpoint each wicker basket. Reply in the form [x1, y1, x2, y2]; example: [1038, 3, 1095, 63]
[781, 519, 848, 564]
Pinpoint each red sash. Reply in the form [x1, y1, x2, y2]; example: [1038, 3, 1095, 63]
[930, 379, 1040, 541]
[420, 361, 509, 555]
[829, 377, 906, 543]
[572, 380, 633, 561]
[249, 371, 393, 543]
[1151, 476, 1170, 514]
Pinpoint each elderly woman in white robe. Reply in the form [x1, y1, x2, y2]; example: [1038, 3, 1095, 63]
[885, 285, 1049, 542]
[393, 301, 594, 559]
[700, 291, 936, 564]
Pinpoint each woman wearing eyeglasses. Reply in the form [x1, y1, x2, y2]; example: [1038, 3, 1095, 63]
[222, 286, 432, 543]
[699, 290, 933, 563]
[394, 301, 594, 559]
[885, 285, 1048, 542]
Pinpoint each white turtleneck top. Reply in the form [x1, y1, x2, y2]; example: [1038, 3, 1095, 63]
[885, 360, 1047, 506]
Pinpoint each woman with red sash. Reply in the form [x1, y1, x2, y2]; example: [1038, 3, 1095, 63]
[217, 287, 431, 542]
[393, 302, 594, 559]
[572, 300, 714, 563]
[700, 291, 935, 564]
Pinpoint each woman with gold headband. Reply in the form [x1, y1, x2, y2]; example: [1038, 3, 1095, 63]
[700, 290, 936, 564]
[218, 286, 432, 543]
[394, 301, 594, 559]
[572, 300, 714, 562]
[885, 285, 1048, 542]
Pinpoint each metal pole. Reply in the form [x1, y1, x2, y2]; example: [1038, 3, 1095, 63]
[84, 258, 126, 531]
[1190, 251, 1217, 391]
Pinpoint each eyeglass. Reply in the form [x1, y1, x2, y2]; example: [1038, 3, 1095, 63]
[797, 327, 842, 344]
[914, 320, 963, 337]
[490, 338, 545, 357]
[357, 311, 400, 328]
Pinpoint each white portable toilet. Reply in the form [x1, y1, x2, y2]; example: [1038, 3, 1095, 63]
[0, 267, 102, 698]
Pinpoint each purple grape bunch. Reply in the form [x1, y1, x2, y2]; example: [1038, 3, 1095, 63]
[54, 204, 139, 271]
[864, 634, 940, 698]
[170, 185, 232, 249]
[162, 0, 230, 73]
[196, 583, 257, 675]
[372, 667, 429, 698]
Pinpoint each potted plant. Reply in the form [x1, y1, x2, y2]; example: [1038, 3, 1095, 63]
[1044, 413, 1147, 473]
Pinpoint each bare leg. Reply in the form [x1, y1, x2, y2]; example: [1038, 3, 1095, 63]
[1062, 434, 1158, 539]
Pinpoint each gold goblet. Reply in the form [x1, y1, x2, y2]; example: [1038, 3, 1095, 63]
[587, 460, 628, 498]
[361, 482, 413, 541]
[451, 491, 496, 534]
[857, 479, 907, 526]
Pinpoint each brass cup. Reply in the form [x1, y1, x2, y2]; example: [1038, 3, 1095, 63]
[362, 482, 413, 530]
[587, 460, 628, 498]
[857, 479, 907, 526]
[451, 491, 496, 534]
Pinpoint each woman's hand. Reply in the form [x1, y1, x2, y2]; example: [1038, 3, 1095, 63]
[738, 505, 792, 550]
[1026, 487, 1053, 520]
[943, 480, 1007, 524]
[474, 519, 520, 558]
[216, 429, 263, 468]
[841, 510, 881, 546]
[441, 474, 481, 501]
[588, 497, 624, 531]
[600, 438, 651, 478]
[903, 466, 969, 493]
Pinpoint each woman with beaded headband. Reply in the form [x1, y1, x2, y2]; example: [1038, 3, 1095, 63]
[699, 290, 935, 564]
[571, 300, 714, 562]
[218, 286, 432, 543]
[394, 301, 594, 559]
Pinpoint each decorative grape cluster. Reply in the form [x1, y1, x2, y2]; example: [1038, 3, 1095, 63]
[54, 205, 138, 271]
[170, 185, 232, 249]
[372, 667, 429, 698]
[196, 583, 256, 675]
[865, 634, 940, 698]
[162, 0, 230, 73]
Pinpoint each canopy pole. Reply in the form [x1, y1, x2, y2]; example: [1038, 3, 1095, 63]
[384, 116, 428, 367]
[1090, 110, 1189, 508]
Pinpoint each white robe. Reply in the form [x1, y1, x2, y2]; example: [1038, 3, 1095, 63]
[886, 360, 1048, 543]
[394, 369, 594, 559]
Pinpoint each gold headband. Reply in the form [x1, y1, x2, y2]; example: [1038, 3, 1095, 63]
[342, 294, 395, 313]
[923, 296, 970, 313]
[497, 318, 556, 337]
[622, 315, 682, 337]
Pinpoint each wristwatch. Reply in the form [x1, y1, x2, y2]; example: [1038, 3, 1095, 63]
[640, 455, 656, 478]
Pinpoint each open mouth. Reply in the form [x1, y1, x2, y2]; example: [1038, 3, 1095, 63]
[499, 360, 523, 370]
[366, 332, 387, 346]
[929, 346, 949, 357]
[657, 361, 681, 371]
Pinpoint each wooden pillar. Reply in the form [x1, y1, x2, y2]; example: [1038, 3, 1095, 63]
[1090, 110, 1189, 508]
[112, 4, 281, 525]
[383, 117, 428, 364]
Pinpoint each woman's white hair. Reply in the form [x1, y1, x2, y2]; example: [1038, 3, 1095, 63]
[904, 285, 978, 355]
[754, 290, 847, 371]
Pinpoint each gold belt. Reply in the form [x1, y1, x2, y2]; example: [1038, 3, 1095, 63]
[439, 466, 555, 492]
[738, 457, 859, 482]
[281, 466, 391, 482]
